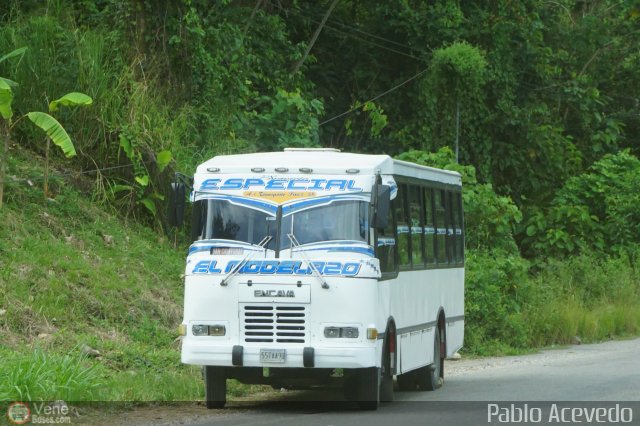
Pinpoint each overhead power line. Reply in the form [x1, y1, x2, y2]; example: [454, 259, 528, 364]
[319, 67, 430, 126]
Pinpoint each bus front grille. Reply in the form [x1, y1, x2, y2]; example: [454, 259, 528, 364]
[242, 305, 307, 344]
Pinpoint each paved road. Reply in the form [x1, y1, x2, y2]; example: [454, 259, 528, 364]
[125, 339, 640, 426]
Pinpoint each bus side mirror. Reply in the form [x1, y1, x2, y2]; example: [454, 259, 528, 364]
[167, 181, 186, 227]
[372, 184, 391, 229]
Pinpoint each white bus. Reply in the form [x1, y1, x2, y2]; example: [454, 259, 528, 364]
[169, 148, 464, 410]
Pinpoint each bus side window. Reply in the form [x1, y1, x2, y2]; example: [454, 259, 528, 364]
[434, 189, 447, 265]
[424, 187, 436, 266]
[409, 185, 424, 269]
[395, 184, 410, 268]
[446, 191, 455, 264]
[455, 192, 464, 264]
[378, 197, 397, 273]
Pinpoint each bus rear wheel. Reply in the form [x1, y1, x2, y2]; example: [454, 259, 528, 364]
[417, 327, 443, 391]
[204, 366, 227, 409]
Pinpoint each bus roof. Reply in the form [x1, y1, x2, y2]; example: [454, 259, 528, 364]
[197, 148, 461, 185]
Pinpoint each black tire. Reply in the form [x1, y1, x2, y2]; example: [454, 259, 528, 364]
[396, 370, 417, 391]
[380, 339, 394, 402]
[417, 328, 443, 391]
[343, 372, 358, 401]
[356, 367, 380, 410]
[204, 366, 227, 409]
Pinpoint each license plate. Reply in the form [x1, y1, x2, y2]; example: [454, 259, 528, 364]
[260, 349, 286, 363]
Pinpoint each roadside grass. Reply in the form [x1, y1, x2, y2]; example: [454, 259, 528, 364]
[0, 146, 196, 402]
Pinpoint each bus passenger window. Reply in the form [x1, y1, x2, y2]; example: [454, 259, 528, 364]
[434, 189, 447, 265]
[424, 188, 436, 266]
[395, 184, 410, 267]
[455, 192, 464, 264]
[409, 185, 424, 268]
[446, 191, 455, 264]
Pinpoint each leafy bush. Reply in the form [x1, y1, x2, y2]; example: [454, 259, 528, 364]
[523, 150, 640, 257]
[464, 249, 531, 353]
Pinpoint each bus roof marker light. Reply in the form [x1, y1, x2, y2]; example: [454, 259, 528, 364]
[207, 167, 220, 173]
[346, 168, 360, 174]
[299, 167, 313, 173]
[251, 167, 265, 172]
[275, 167, 289, 173]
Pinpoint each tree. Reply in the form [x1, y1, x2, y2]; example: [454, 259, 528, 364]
[429, 41, 487, 163]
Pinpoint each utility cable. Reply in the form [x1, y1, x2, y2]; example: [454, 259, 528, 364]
[319, 67, 429, 126]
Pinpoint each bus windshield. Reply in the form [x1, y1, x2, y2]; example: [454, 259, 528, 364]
[280, 200, 369, 248]
[192, 199, 369, 249]
[192, 199, 277, 248]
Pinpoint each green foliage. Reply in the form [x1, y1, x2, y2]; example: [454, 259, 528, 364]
[464, 249, 531, 353]
[0, 349, 103, 401]
[247, 88, 324, 151]
[523, 253, 640, 348]
[27, 112, 75, 157]
[48, 91, 93, 112]
[430, 41, 487, 99]
[0, 77, 14, 119]
[523, 151, 640, 257]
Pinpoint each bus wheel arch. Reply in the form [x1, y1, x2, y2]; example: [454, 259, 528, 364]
[380, 319, 397, 402]
[437, 308, 447, 378]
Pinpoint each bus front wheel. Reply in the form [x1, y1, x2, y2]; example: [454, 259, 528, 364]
[204, 366, 227, 409]
[356, 367, 380, 410]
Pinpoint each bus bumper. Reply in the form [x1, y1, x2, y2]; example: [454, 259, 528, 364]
[182, 341, 378, 369]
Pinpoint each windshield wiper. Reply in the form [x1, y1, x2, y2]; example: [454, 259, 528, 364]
[287, 233, 329, 289]
[220, 235, 272, 287]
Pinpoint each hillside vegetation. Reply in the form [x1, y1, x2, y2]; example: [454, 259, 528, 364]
[0, 0, 639, 402]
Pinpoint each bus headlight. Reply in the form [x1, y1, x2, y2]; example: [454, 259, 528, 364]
[324, 326, 359, 339]
[324, 327, 341, 338]
[192, 324, 226, 336]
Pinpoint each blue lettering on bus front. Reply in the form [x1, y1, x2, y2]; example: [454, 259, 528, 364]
[276, 261, 297, 274]
[200, 179, 221, 190]
[342, 263, 360, 275]
[224, 260, 240, 273]
[309, 179, 326, 190]
[192, 260, 211, 273]
[259, 261, 279, 274]
[325, 180, 347, 191]
[199, 178, 363, 192]
[220, 178, 243, 189]
[323, 262, 342, 275]
[243, 178, 265, 189]
[266, 179, 286, 189]
[241, 261, 261, 273]
[347, 180, 362, 191]
[208, 260, 222, 273]
[287, 179, 309, 190]
[192, 259, 363, 276]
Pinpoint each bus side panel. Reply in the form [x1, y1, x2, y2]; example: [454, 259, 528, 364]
[390, 268, 464, 374]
